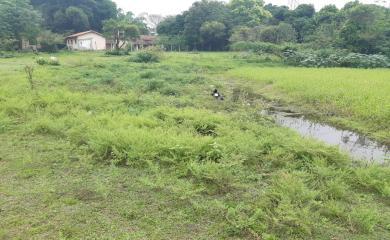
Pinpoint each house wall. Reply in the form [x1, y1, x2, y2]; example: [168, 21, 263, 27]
[67, 38, 78, 50]
[78, 33, 106, 50]
[67, 33, 106, 51]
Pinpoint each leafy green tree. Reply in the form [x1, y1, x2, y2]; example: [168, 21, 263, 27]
[287, 4, 316, 43]
[340, 4, 390, 54]
[64, 7, 90, 32]
[157, 35, 186, 51]
[315, 5, 341, 25]
[184, 0, 230, 50]
[292, 4, 315, 18]
[229, 0, 271, 27]
[276, 23, 297, 43]
[229, 26, 253, 42]
[103, 19, 140, 50]
[0, 0, 41, 50]
[264, 4, 290, 24]
[200, 21, 227, 50]
[30, 0, 117, 33]
[37, 30, 63, 52]
[157, 14, 186, 36]
[118, 11, 149, 35]
[259, 23, 296, 43]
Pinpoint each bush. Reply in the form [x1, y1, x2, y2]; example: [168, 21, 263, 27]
[105, 49, 129, 56]
[37, 30, 64, 53]
[0, 51, 15, 59]
[36, 57, 47, 65]
[0, 39, 18, 51]
[230, 41, 298, 57]
[36, 56, 60, 66]
[49, 57, 60, 66]
[283, 49, 390, 68]
[129, 47, 163, 63]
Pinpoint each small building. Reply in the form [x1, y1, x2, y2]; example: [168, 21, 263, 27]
[134, 35, 157, 50]
[65, 30, 106, 51]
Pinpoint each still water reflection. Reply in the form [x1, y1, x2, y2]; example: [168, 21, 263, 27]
[262, 110, 389, 163]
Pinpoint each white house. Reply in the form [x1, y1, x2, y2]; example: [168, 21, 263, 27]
[65, 30, 106, 51]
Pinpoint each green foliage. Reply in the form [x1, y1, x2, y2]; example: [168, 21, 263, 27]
[226, 66, 390, 143]
[36, 57, 47, 65]
[104, 49, 129, 56]
[156, 1, 390, 55]
[284, 49, 390, 68]
[230, 41, 297, 56]
[36, 56, 60, 66]
[352, 166, 390, 197]
[0, 51, 14, 59]
[130, 47, 162, 63]
[229, 0, 271, 27]
[0, 0, 41, 50]
[349, 207, 380, 233]
[37, 30, 63, 53]
[183, 0, 230, 50]
[200, 21, 227, 51]
[103, 18, 140, 51]
[30, 0, 117, 33]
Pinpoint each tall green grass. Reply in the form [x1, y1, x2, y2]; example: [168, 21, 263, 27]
[227, 67, 390, 143]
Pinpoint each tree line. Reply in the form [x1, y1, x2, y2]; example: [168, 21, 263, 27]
[0, 0, 389, 56]
[0, 0, 149, 51]
[157, 0, 390, 56]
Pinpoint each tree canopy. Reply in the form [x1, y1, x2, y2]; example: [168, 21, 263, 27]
[30, 0, 117, 33]
[0, 0, 41, 50]
[157, 0, 390, 55]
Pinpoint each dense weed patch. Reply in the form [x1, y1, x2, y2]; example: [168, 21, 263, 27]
[0, 52, 388, 239]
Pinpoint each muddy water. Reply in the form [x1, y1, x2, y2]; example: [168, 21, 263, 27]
[261, 110, 389, 164]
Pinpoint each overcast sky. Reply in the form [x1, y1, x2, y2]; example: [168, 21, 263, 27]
[113, 0, 387, 16]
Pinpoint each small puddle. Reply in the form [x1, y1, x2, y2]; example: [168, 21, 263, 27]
[261, 109, 389, 164]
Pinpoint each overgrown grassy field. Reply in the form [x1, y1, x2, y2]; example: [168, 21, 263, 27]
[226, 67, 390, 144]
[0, 52, 389, 239]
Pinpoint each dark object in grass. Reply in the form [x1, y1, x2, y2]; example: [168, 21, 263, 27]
[212, 89, 224, 101]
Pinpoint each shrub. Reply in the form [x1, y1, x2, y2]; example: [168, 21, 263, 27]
[49, 57, 60, 66]
[105, 49, 129, 56]
[283, 49, 390, 68]
[37, 30, 64, 53]
[230, 41, 298, 57]
[36, 57, 47, 65]
[0, 51, 15, 59]
[129, 47, 162, 63]
[36, 56, 60, 66]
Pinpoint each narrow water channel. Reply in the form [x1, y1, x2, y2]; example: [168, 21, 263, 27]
[261, 110, 389, 164]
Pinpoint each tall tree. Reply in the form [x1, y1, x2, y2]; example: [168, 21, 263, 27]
[103, 18, 140, 50]
[30, 0, 117, 33]
[200, 21, 227, 50]
[0, 0, 41, 50]
[229, 0, 271, 27]
[340, 4, 390, 54]
[184, 0, 230, 50]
